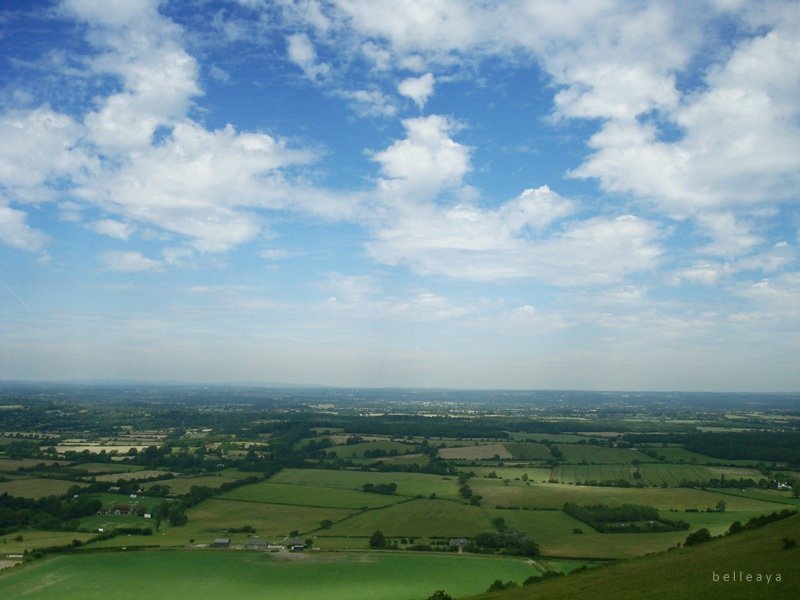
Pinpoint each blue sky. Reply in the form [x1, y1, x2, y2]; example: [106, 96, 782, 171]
[1, 0, 798, 391]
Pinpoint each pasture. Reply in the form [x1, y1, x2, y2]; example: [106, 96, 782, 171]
[438, 443, 512, 460]
[218, 481, 403, 509]
[0, 458, 66, 471]
[141, 472, 247, 495]
[0, 531, 94, 555]
[0, 478, 83, 499]
[470, 479, 783, 512]
[0, 550, 537, 600]
[555, 444, 658, 464]
[271, 468, 460, 499]
[72, 463, 144, 474]
[502, 442, 552, 460]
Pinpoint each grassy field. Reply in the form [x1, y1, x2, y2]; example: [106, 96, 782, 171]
[438, 443, 513, 460]
[0, 458, 66, 472]
[0, 531, 94, 555]
[713, 488, 800, 507]
[502, 442, 552, 461]
[555, 444, 657, 464]
[95, 470, 171, 482]
[468, 467, 552, 482]
[141, 472, 248, 495]
[645, 447, 762, 466]
[72, 463, 144, 474]
[0, 478, 83, 498]
[218, 481, 404, 509]
[470, 512, 800, 599]
[470, 479, 784, 511]
[0, 550, 538, 600]
[271, 469, 460, 499]
[326, 440, 417, 457]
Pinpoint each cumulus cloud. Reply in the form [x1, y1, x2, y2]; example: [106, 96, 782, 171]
[397, 72, 435, 108]
[88, 219, 136, 240]
[373, 115, 470, 200]
[0, 205, 48, 251]
[99, 250, 162, 272]
[287, 32, 331, 80]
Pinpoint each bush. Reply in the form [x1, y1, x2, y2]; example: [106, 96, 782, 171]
[684, 528, 712, 546]
[427, 591, 453, 600]
[369, 530, 386, 549]
[781, 537, 796, 550]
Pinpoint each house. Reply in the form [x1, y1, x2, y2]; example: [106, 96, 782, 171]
[448, 538, 468, 550]
[211, 538, 231, 548]
[245, 538, 268, 550]
[112, 504, 132, 515]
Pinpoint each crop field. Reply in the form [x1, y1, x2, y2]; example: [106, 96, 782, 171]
[321, 499, 490, 537]
[271, 469, 460, 499]
[470, 479, 783, 512]
[645, 446, 761, 466]
[468, 466, 553, 481]
[0, 458, 66, 471]
[325, 440, 417, 457]
[555, 444, 658, 464]
[0, 478, 83, 498]
[0, 550, 538, 600]
[438, 443, 512, 460]
[554, 464, 634, 484]
[72, 463, 144, 474]
[95, 469, 171, 482]
[218, 481, 404, 509]
[141, 473, 246, 495]
[502, 442, 552, 460]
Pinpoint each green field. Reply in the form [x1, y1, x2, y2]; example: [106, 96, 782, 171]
[502, 442, 552, 461]
[0, 531, 94, 555]
[470, 479, 783, 512]
[644, 447, 763, 466]
[218, 481, 403, 509]
[0, 478, 83, 498]
[0, 458, 67, 472]
[471, 512, 800, 599]
[271, 469, 460, 499]
[0, 550, 538, 600]
[468, 467, 552, 482]
[72, 463, 144, 474]
[326, 440, 418, 458]
[438, 443, 513, 460]
[555, 444, 658, 464]
[141, 473, 248, 495]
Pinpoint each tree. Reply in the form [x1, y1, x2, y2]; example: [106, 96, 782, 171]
[684, 528, 712, 546]
[320, 519, 333, 529]
[369, 530, 386, 549]
[427, 592, 453, 600]
[716, 500, 727, 512]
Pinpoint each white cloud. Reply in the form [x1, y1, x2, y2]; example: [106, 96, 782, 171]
[397, 72, 435, 108]
[336, 88, 397, 117]
[0, 205, 48, 251]
[287, 32, 331, 80]
[373, 115, 470, 200]
[99, 250, 162, 272]
[0, 107, 83, 198]
[88, 219, 136, 240]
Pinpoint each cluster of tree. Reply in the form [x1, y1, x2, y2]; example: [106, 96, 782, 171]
[487, 580, 518, 592]
[465, 520, 540, 557]
[361, 482, 397, 495]
[575, 479, 636, 488]
[727, 509, 797, 536]
[682, 432, 800, 466]
[0, 493, 101, 534]
[562, 503, 689, 533]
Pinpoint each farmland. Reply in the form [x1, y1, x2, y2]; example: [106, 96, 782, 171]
[0, 550, 538, 600]
[0, 385, 798, 599]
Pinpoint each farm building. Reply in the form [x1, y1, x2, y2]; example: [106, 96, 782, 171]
[448, 538, 468, 550]
[245, 538, 268, 550]
[211, 538, 231, 548]
[285, 537, 305, 552]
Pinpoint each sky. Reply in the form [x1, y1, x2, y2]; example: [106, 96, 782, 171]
[0, 0, 798, 391]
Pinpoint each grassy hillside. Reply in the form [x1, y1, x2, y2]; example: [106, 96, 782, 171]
[469, 513, 800, 600]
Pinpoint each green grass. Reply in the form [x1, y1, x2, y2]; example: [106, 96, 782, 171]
[0, 531, 94, 555]
[271, 468, 460, 499]
[470, 512, 800, 599]
[502, 442, 552, 461]
[321, 499, 489, 538]
[72, 463, 144, 474]
[0, 458, 67, 472]
[645, 447, 763, 466]
[218, 481, 403, 509]
[468, 467, 552, 482]
[0, 550, 538, 600]
[470, 479, 784, 512]
[555, 444, 658, 464]
[554, 464, 634, 484]
[325, 440, 418, 458]
[141, 473, 248, 495]
[438, 443, 513, 460]
[0, 478, 83, 499]
[713, 489, 800, 507]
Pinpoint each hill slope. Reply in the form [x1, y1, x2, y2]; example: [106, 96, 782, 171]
[470, 513, 800, 600]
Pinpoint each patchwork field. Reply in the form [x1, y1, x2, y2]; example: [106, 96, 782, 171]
[0, 531, 94, 556]
[73, 463, 144, 474]
[141, 472, 249, 495]
[555, 444, 658, 464]
[502, 442, 553, 460]
[0, 458, 66, 471]
[95, 470, 171, 482]
[0, 550, 538, 600]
